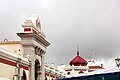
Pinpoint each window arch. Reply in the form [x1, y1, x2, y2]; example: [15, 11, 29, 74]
[35, 59, 40, 80]
[79, 70, 84, 74]
[67, 72, 71, 75]
[21, 70, 27, 80]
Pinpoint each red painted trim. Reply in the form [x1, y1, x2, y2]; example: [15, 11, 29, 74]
[65, 69, 72, 71]
[45, 73, 49, 76]
[0, 58, 29, 70]
[19, 65, 29, 70]
[74, 69, 86, 71]
[24, 28, 31, 32]
[0, 58, 16, 66]
[36, 19, 40, 27]
[32, 29, 37, 33]
[88, 70, 95, 72]
[45, 73, 58, 78]
[89, 66, 103, 69]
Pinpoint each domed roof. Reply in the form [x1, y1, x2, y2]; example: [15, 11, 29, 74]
[69, 51, 88, 66]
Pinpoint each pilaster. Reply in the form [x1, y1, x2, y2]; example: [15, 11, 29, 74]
[17, 14, 50, 80]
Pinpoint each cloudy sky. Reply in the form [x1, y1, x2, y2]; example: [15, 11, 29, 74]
[0, 0, 120, 67]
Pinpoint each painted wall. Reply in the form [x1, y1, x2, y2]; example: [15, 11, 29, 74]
[0, 62, 15, 80]
[0, 61, 29, 80]
[0, 41, 24, 57]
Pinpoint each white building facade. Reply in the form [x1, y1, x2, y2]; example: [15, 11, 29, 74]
[0, 14, 104, 80]
[0, 14, 50, 80]
[56, 50, 104, 78]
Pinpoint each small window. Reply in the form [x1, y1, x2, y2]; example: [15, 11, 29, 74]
[67, 72, 71, 75]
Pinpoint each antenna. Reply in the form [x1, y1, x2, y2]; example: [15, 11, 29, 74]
[90, 47, 94, 60]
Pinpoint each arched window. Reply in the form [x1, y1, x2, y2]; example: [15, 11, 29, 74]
[79, 70, 84, 74]
[67, 72, 71, 75]
[45, 76, 47, 80]
[21, 70, 27, 80]
[35, 59, 40, 80]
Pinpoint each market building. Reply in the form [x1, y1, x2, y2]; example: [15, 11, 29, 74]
[57, 65, 120, 80]
[0, 14, 104, 80]
[56, 49, 104, 77]
[0, 14, 51, 80]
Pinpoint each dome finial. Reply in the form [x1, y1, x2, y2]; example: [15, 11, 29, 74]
[77, 45, 79, 56]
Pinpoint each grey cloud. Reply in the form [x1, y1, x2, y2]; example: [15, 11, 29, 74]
[0, 0, 120, 66]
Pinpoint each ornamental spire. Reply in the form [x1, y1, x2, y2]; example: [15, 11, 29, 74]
[77, 45, 79, 56]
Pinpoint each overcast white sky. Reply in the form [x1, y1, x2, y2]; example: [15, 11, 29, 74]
[0, 0, 120, 67]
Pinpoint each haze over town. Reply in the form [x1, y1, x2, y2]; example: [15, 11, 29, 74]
[0, 0, 120, 67]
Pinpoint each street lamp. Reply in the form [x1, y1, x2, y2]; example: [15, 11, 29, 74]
[115, 58, 120, 68]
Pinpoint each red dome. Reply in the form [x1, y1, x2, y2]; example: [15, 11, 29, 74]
[69, 51, 88, 66]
